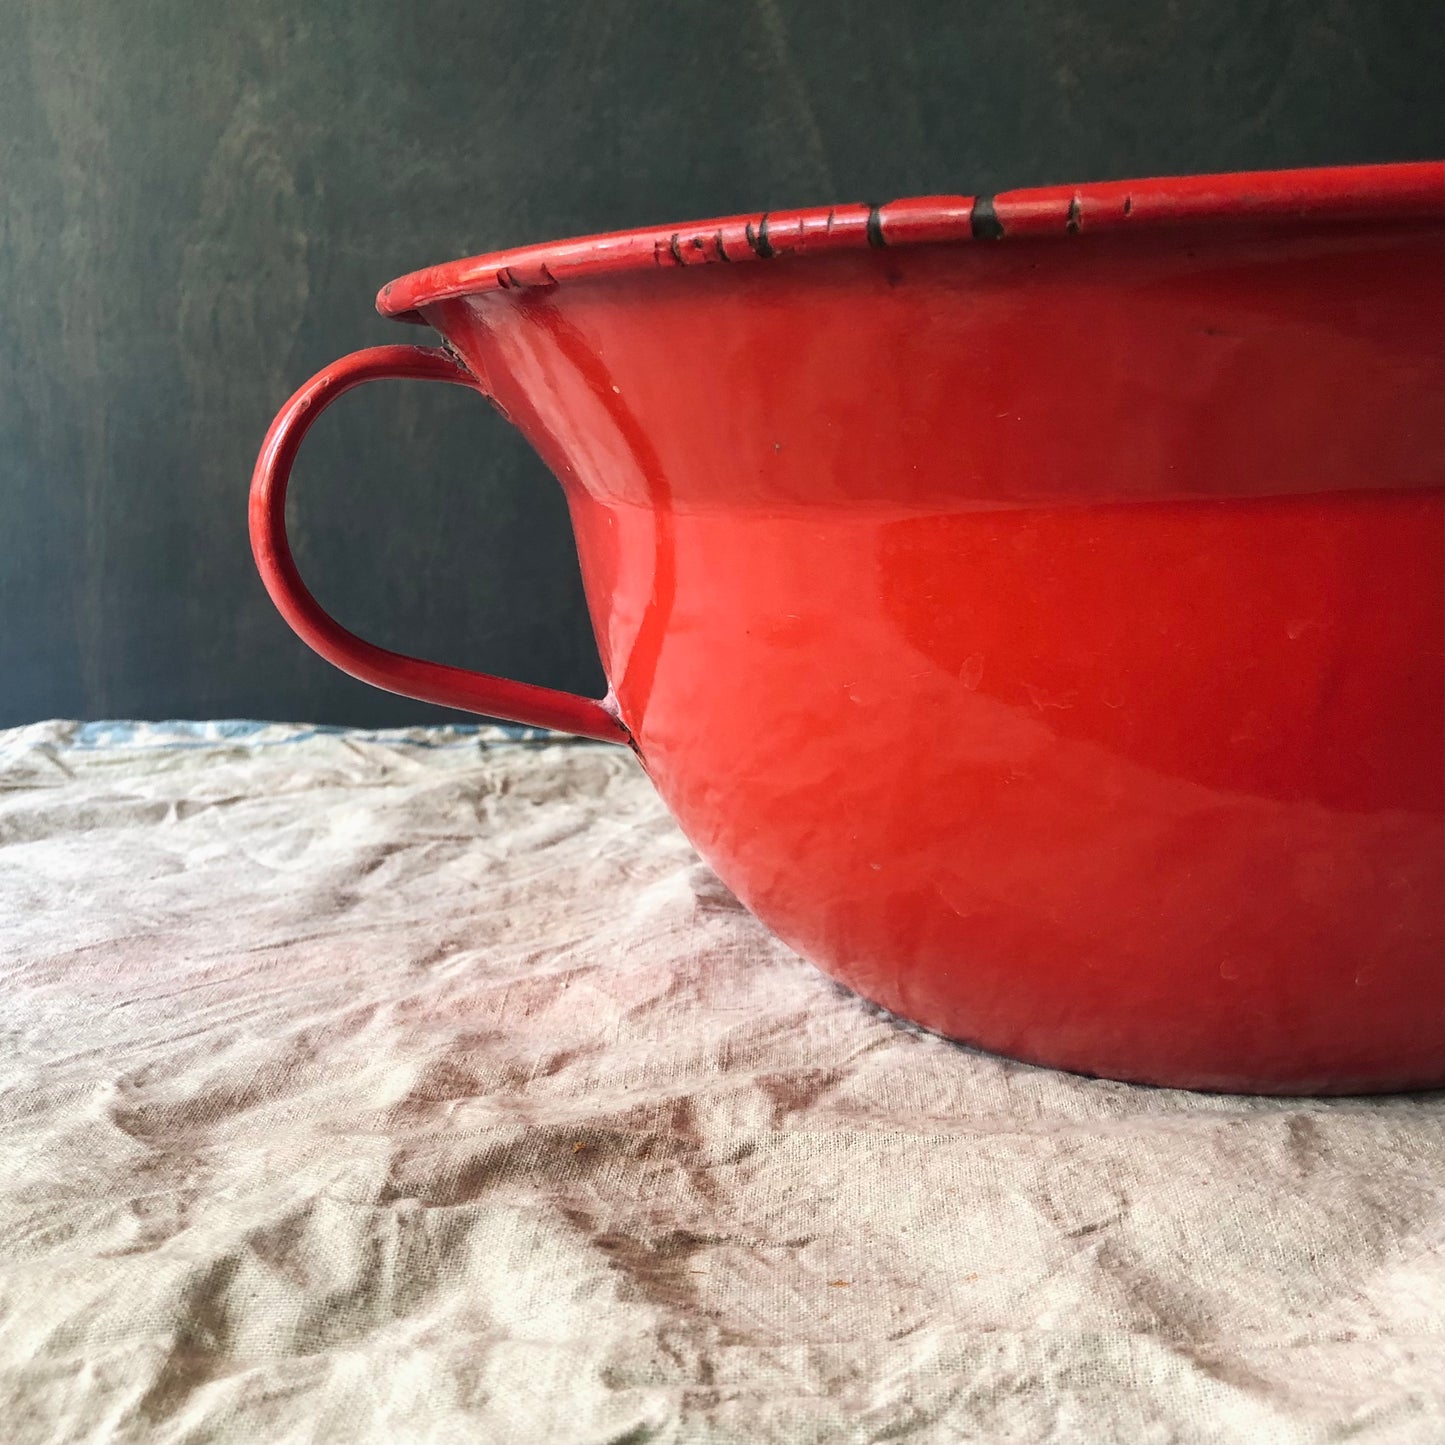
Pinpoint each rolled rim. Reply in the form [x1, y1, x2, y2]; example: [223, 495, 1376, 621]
[377, 160, 1444, 322]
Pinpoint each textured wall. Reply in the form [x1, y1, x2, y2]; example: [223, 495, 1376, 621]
[2, 0, 1442, 726]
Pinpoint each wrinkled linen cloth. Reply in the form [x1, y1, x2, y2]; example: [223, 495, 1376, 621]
[0, 719, 1440, 1445]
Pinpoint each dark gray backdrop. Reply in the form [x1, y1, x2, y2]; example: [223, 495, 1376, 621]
[3, 0, 1442, 727]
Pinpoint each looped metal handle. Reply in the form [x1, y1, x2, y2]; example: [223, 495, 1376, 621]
[248, 344, 629, 744]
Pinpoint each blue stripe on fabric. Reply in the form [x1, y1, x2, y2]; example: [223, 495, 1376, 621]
[69, 720, 577, 751]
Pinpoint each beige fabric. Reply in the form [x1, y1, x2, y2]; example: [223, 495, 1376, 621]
[0, 719, 1440, 1445]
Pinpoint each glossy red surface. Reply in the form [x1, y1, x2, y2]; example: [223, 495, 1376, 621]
[252, 164, 1445, 1093]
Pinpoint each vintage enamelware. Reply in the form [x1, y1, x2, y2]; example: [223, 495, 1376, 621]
[251, 163, 1445, 1094]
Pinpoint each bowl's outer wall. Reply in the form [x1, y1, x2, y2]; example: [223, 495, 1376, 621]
[427, 216, 1444, 1093]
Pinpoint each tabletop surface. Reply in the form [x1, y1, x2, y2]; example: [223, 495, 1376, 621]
[1, 720, 1439, 1445]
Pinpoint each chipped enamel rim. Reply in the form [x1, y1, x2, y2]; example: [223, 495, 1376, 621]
[377, 162, 1444, 322]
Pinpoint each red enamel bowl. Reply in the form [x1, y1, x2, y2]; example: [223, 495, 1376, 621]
[252, 163, 1445, 1094]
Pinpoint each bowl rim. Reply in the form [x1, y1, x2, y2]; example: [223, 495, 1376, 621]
[376, 160, 1444, 322]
